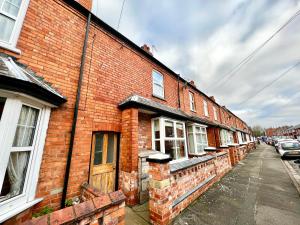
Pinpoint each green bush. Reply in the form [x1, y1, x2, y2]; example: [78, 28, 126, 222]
[65, 199, 73, 207]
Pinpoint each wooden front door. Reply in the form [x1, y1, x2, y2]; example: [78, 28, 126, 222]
[90, 132, 118, 193]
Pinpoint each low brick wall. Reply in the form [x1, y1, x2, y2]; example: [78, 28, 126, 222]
[147, 152, 231, 225]
[21, 188, 126, 225]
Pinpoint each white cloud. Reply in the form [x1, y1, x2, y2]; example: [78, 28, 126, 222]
[92, 0, 300, 127]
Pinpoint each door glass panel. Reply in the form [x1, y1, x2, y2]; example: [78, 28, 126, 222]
[0, 97, 6, 121]
[94, 133, 104, 165]
[0, 151, 30, 202]
[106, 133, 115, 164]
[13, 105, 39, 147]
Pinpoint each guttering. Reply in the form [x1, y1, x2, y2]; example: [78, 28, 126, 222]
[61, 12, 91, 209]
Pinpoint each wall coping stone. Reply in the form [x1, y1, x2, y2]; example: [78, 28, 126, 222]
[216, 152, 228, 157]
[146, 153, 172, 163]
[170, 155, 215, 173]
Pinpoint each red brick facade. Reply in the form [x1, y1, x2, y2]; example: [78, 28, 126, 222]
[0, 0, 254, 223]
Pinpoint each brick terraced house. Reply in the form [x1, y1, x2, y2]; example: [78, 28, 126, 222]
[0, 0, 255, 224]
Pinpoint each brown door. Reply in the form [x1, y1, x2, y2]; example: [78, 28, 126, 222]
[89, 132, 118, 193]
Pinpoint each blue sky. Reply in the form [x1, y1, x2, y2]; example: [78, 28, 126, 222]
[92, 0, 300, 128]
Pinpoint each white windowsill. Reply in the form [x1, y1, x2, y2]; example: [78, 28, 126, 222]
[228, 143, 239, 146]
[0, 42, 21, 55]
[219, 145, 229, 148]
[0, 198, 43, 223]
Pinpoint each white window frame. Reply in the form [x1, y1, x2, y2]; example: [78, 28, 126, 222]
[187, 123, 208, 154]
[237, 131, 243, 144]
[0, 0, 30, 54]
[213, 106, 218, 121]
[189, 91, 195, 112]
[151, 117, 188, 163]
[203, 100, 208, 117]
[152, 70, 164, 99]
[220, 129, 234, 146]
[0, 90, 51, 222]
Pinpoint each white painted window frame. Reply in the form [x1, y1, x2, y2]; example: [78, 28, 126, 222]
[189, 91, 195, 112]
[187, 123, 208, 154]
[203, 100, 208, 117]
[0, 0, 30, 54]
[213, 106, 218, 121]
[152, 70, 164, 99]
[220, 129, 234, 147]
[0, 90, 51, 223]
[151, 117, 188, 163]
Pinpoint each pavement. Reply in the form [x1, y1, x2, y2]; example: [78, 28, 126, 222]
[125, 144, 300, 225]
[172, 143, 300, 225]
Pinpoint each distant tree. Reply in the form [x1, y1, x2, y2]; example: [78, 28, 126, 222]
[251, 125, 265, 137]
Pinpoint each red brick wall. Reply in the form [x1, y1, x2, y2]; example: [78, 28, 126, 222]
[0, 0, 252, 215]
[138, 113, 152, 150]
[75, 0, 92, 10]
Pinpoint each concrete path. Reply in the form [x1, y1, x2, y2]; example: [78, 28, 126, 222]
[172, 144, 300, 225]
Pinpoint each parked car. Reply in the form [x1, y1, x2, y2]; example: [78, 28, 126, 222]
[278, 140, 300, 159]
[275, 139, 294, 152]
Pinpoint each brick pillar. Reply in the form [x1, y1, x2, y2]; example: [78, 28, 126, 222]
[147, 156, 172, 225]
[120, 108, 139, 205]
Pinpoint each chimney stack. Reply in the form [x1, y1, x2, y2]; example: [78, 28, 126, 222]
[210, 96, 215, 102]
[141, 44, 153, 56]
[189, 80, 196, 87]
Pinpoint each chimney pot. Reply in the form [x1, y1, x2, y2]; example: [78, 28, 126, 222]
[141, 44, 153, 56]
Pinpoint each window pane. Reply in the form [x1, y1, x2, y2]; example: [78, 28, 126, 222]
[94, 133, 103, 165]
[188, 126, 193, 133]
[155, 140, 160, 152]
[0, 97, 6, 121]
[195, 126, 200, 133]
[153, 83, 163, 97]
[0, 14, 15, 42]
[106, 133, 115, 164]
[154, 119, 160, 139]
[13, 106, 39, 147]
[188, 133, 195, 153]
[176, 123, 184, 138]
[196, 133, 201, 144]
[165, 140, 175, 159]
[165, 121, 174, 137]
[3, 0, 22, 17]
[176, 140, 186, 159]
[0, 151, 30, 202]
[152, 71, 163, 85]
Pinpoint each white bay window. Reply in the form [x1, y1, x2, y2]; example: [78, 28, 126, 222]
[0, 92, 51, 222]
[220, 129, 234, 146]
[152, 117, 187, 161]
[188, 124, 208, 154]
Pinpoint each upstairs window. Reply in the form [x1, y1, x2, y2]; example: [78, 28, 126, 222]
[188, 124, 208, 154]
[213, 106, 218, 120]
[152, 70, 164, 99]
[0, 0, 30, 51]
[152, 117, 187, 162]
[189, 92, 195, 111]
[203, 100, 208, 117]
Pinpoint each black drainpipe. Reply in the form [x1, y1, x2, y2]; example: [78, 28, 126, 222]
[61, 12, 91, 209]
[177, 75, 181, 109]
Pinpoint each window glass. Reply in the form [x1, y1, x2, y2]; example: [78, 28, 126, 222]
[189, 92, 195, 111]
[188, 133, 195, 153]
[203, 100, 208, 116]
[188, 125, 208, 154]
[13, 105, 39, 147]
[176, 123, 184, 138]
[0, 151, 30, 202]
[94, 133, 104, 165]
[176, 140, 185, 159]
[213, 107, 218, 120]
[165, 140, 175, 159]
[155, 140, 160, 151]
[152, 71, 164, 98]
[106, 133, 115, 164]
[165, 121, 174, 137]
[154, 119, 160, 139]
[0, 97, 6, 120]
[0, 0, 22, 43]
